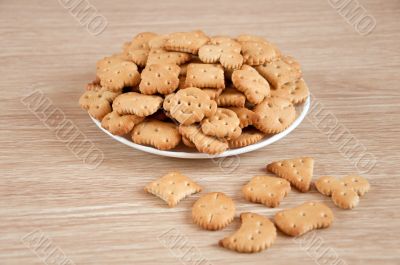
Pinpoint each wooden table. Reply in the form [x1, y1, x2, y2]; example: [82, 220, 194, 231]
[1, 0, 399, 264]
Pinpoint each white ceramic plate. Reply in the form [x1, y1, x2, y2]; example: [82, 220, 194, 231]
[91, 97, 310, 159]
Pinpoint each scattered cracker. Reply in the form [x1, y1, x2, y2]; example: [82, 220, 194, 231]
[232, 65, 270, 104]
[139, 64, 180, 95]
[192, 192, 235, 230]
[315, 175, 370, 209]
[216, 87, 246, 107]
[179, 125, 228, 155]
[254, 97, 296, 134]
[144, 172, 202, 207]
[274, 202, 334, 236]
[201, 108, 242, 140]
[267, 157, 314, 192]
[219, 212, 277, 253]
[79, 89, 120, 120]
[132, 120, 181, 150]
[165, 30, 209, 54]
[242, 175, 291, 207]
[113, 92, 163, 117]
[101, 111, 144, 135]
[185, 63, 225, 89]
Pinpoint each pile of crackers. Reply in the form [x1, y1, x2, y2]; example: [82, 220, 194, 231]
[145, 157, 370, 253]
[79, 30, 309, 154]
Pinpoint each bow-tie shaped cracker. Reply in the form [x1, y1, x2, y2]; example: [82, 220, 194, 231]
[198, 37, 243, 70]
[315, 175, 370, 209]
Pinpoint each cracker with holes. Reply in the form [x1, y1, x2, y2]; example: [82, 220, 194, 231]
[201, 108, 242, 140]
[256, 58, 302, 89]
[242, 176, 291, 207]
[139, 64, 180, 95]
[163, 87, 217, 125]
[126, 32, 158, 67]
[228, 128, 265, 148]
[164, 30, 209, 54]
[254, 97, 296, 134]
[232, 65, 270, 104]
[146, 48, 191, 65]
[98, 61, 141, 92]
[202, 87, 224, 100]
[241, 40, 281, 66]
[274, 202, 334, 237]
[185, 63, 225, 89]
[219, 212, 277, 253]
[113, 92, 163, 117]
[192, 192, 235, 230]
[315, 175, 370, 209]
[179, 125, 228, 154]
[216, 87, 246, 107]
[227, 107, 259, 128]
[132, 120, 181, 150]
[79, 89, 120, 120]
[144, 172, 202, 207]
[267, 157, 314, 192]
[101, 111, 144, 135]
[271, 78, 309, 105]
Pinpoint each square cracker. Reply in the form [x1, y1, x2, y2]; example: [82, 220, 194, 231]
[185, 63, 225, 89]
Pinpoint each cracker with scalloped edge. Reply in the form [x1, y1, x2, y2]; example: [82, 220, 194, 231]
[98, 61, 141, 92]
[113, 92, 163, 117]
[241, 41, 280, 66]
[79, 89, 120, 120]
[256, 58, 302, 89]
[146, 48, 191, 65]
[227, 107, 259, 128]
[139, 64, 180, 95]
[270, 78, 309, 105]
[101, 111, 144, 135]
[216, 87, 246, 107]
[179, 125, 228, 155]
[185, 63, 225, 89]
[201, 108, 242, 140]
[228, 128, 265, 148]
[132, 120, 181, 150]
[164, 30, 209, 54]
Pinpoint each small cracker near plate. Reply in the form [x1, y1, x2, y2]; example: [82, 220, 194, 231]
[79, 89, 120, 120]
[242, 175, 291, 207]
[274, 202, 334, 237]
[219, 212, 277, 253]
[228, 128, 265, 148]
[232, 65, 270, 104]
[267, 157, 314, 192]
[164, 30, 210, 54]
[179, 125, 228, 155]
[139, 64, 180, 95]
[145, 172, 202, 207]
[256, 58, 302, 89]
[163, 87, 217, 125]
[216, 87, 246, 108]
[227, 107, 259, 128]
[253, 97, 296, 134]
[270, 78, 309, 105]
[315, 175, 370, 209]
[201, 108, 242, 140]
[192, 192, 235, 230]
[113, 92, 163, 117]
[132, 120, 181, 150]
[101, 111, 144, 135]
[185, 63, 225, 89]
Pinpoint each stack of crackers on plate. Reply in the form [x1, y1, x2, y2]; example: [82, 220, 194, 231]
[79, 30, 309, 154]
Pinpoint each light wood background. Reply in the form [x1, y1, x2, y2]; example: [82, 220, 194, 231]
[1, 0, 399, 264]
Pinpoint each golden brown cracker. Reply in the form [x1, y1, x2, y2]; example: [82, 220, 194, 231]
[185, 63, 225, 89]
[101, 111, 144, 135]
[113, 92, 163, 117]
[132, 120, 181, 150]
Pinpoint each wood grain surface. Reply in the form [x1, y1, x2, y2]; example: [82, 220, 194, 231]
[1, 0, 399, 264]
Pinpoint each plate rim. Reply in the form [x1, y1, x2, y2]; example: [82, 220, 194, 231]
[90, 96, 310, 159]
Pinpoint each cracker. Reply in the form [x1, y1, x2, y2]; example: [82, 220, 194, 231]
[101, 111, 144, 135]
[282, 55, 302, 74]
[96, 55, 127, 74]
[163, 87, 217, 125]
[232, 65, 270, 104]
[255, 58, 302, 89]
[216, 87, 246, 107]
[241, 41, 280, 66]
[148, 35, 168, 49]
[270, 78, 309, 105]
[219, 212, 277, 253]
[192, 192, 235, 230]
[274, 202, 334, 236]
[227, 107, 259, 128]
[146, 48, 191, 65]
[236, 34, 268, 43]
[132, 120, 181, 150]
[113, 92, 163, 117]
[228, 128, 265, 148]
[144, 172, 202, 207]
[315, 175, 370, 209]
[164, 30, 209, 54]
[201, 108, 242, 140]
[79, 89, 120, 120]
[242, 175, 290, 207]
[202, 87, 224, 100]
[253, 97, 296, 134]
[98, 61, 141, 92]
[179, 125, 228, 155]
[267, 157, 314, 192]
[182, 136, 196, 148]
[126, 32, 158, 67]
[139, 64, 180, 95]
[185, 63, 225, 89]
